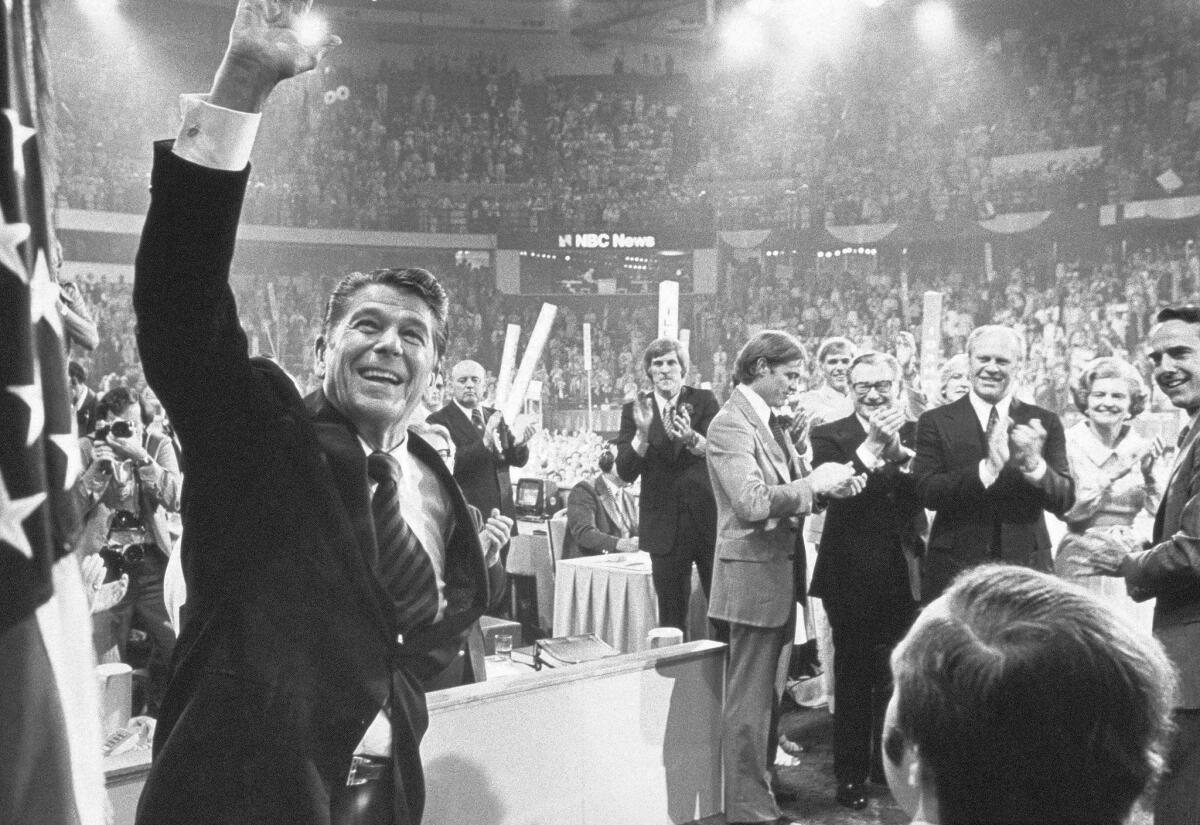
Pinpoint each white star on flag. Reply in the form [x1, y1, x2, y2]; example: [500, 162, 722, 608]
[0, 467, 45, 559]
[0, 219, 30, 282]
[29, 249, 64, 338]
[2, 109, 35, 180]
[7, 376, 43, 447]
[49, 432, 82, 491]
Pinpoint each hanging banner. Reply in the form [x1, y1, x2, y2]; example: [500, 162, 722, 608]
[503, 304, 557, 424]
[494, 323, 521, 409]
[658, 281, 679, 340]
[920, 291, 944, 403]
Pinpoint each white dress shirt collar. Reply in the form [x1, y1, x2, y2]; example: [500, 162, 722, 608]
[968, 390, 1013, 431]
[737, 384, 774, 430]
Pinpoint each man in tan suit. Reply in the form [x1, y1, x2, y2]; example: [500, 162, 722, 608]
[707, 330, 865, 825]
[1081, 304, 1200, 825]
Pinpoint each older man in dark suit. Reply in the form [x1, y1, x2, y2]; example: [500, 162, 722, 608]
[809, 351, 924, 811]
[428, 359, 535, 530]
[131, 6, 503, 824]
[1079, 304, 1200, 825]
[615, 337, 718, 632]
[912, 324, 1074, 602]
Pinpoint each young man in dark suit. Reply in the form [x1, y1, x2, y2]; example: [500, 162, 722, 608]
[912, 324, 1074, 602]
[427, 358, 534, 529]
[1077, 304, 1200, 825]
[131, 5, 503, 823]
[809, 351, 924, 811]
[615, 337, 719, 632]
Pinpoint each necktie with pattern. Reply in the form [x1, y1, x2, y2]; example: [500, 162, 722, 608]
[367, 451, 438, 634]
[769, 413, 797, 480]
[471, 408, 485, 434]
[984, 407, 1003, 557]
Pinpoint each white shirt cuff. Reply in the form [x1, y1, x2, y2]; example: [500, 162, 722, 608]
[173, 93, 261, 172]
[856, 443, 885, 472]
[979, 458, 999, 489]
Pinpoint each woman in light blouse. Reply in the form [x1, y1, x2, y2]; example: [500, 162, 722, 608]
[1054, 357, 1163, 629]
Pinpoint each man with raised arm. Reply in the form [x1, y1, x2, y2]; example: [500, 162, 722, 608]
[132, 4, 503, 823]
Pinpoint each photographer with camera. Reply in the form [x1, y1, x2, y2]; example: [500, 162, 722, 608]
[75, 385, 181, 715]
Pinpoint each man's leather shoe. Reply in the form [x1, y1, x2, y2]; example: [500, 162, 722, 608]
[835, 781, 868, 810]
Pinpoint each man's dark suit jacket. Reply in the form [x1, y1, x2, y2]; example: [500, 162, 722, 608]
[563, 475, 636, 558]
[913, 393, 1073, 602]
[809, 416, 924, 609]
[614, 385, 718, 556]
[427, 402, 529, 523]
[132, 142, 503, 825]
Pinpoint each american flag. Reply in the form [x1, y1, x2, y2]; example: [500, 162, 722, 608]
[0, 0, 106, 821]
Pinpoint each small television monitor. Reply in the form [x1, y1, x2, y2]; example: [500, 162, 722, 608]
[515, 478, 545, 517]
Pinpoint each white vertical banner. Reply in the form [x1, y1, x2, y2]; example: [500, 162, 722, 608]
[679, 328, 690, 354]
[494, 323, 521, 410]
[658, 280, 679, 340]
[583, 321, 594, 434]
[502, 303, 557, 424]
[984, 242, 994, 281]
[920, 291, 944, 403]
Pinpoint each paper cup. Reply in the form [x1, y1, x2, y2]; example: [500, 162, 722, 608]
[646, 626, 684, 650]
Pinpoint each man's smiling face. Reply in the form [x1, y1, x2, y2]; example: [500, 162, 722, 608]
[1149, 319, 1200, 413]
[316, 284, 435, 442]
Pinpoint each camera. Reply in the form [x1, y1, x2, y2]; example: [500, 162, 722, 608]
[94, 420, 133, 441]
[100, 510, 149, 581]
[98, 543, 148, 581]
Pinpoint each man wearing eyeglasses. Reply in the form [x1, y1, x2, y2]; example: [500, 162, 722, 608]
[808, 352, 925, 811]
[912, 325, 1073, 602]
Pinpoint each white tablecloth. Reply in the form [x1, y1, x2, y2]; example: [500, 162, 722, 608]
[553, 553, 657, 653]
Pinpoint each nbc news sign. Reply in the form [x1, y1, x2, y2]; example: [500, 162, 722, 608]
[557, 232, 657, 250]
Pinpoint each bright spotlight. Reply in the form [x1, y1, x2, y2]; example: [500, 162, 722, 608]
[784, 0, 859, 56]
[297, 12, 329, 47]
[860, 0, 888, 7]
[915, 1, 954, 46]
[79, 0, 119, 17]
[721, 12, 765, 61]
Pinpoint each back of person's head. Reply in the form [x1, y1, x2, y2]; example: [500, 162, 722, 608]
[886, 565, 1176, 825]
[68, 360, 88, 385]
[598, 442, 616, 474]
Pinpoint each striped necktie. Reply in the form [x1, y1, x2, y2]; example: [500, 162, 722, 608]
[471, 408, 485, 433]
[367, 451, 438, 634]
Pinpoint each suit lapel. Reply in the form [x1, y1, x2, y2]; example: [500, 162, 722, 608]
[594, 476, 627, 534]
[305, 391, 393, 639]
[732, 390, 791, 483]
[947, 394, 986, 462]
[1158, 420, 1200, 538]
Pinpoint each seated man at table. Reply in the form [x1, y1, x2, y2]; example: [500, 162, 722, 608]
[564, 445, 639, 559]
